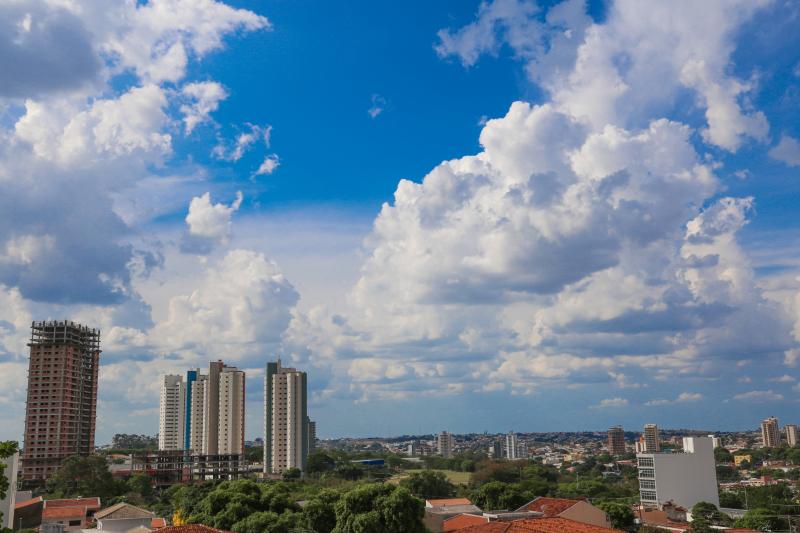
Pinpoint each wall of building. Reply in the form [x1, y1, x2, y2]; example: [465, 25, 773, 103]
[639, 436, 719, 510]
[0, 452, 19, 529]
[560, 501, 612, 528]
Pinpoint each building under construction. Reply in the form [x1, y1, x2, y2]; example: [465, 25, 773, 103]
[22, 321, 101, 484]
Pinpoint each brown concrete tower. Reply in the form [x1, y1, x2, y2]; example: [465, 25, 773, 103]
[22, 321, 100, 483]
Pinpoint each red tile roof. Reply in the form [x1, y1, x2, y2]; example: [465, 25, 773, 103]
[515, 497, 582, 516]
[443, 513, 490, 531]
[46, 497, 101, 509]
[151, 517, 168, 529]
[43, 507, 87, 520]
[456, 517, 625, 533]
[156, 526, 230, 533]
[15, 496, 43, 509]
[428, 498, 474, 507]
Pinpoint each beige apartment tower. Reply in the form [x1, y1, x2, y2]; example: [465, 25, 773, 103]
[761, 416, 780, 448]
[162, 361, 245, 455]
[22, 321, 100, 483]
[608, 426, 626, 456]
[438, 431, 455, 458]
[643, 424, 660, 453]
[159, 375, 186, 451]
[264, 360, 309, 474]
[786, 424, 798, 447]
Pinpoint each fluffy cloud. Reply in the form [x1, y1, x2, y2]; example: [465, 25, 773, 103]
[646, 392, 703, 406]
[285, 0, 796, 406]
[185, 191, 243, 245]
[591, 397, 628, 409]
[733, 390, 784, 402]
[769, 135, 800, 166]
[102, 0, 271, 83]
[151, 249, 299, 360]
[180, 81, 228, 134]
[0, 0, 102, 98]
[437, 0, 770, 152]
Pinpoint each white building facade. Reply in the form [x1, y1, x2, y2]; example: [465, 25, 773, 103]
[0, 451, 18, 529]
[786, 424, 798, 447]
[637, 436, 719, 510]
[158, 375, 186, 451]
[437, 431, 454, 458]
[265, 360, 309, 474]
[159, 362, 245, 455]
[506, 432, 519, 460]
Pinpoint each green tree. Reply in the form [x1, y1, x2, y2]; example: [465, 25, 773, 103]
[281, 467, 302, 481]
[400, 470, 456, 499]
[126, 473, 154, 501]
[46, 455, 118, 498]
[714, 447, 733, 463]
[470, 481, 531, 511]
[734, 508, 785, 531]
[687, 517, 714, 533]
[302, 489, 341, 533]
[333, 484, 425, 533]
[0, 442, 19, 526]
[690, 502, 729, 526]
[307, 451, 336, 475]
[332, 463, 364, 481]
[596, 501, 635, 531]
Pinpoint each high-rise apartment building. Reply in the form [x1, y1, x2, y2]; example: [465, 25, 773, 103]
[437, 431, 454, 458]
[708, 435, 722, 449]
[264, 360, 309, 474]
[608, 426, 626, 456]
[22, 321, 100, 483]
[786, 424, 798, 447]
[217, 366, 245, 455]
[159, 362, 245, 455]
[761, 417, 780, 448]
[637, 436, 719, 510]
[505, 432, 519, 460]
[307, 418, 317, 452]
[159, 375, 186, 451]
[643, 424, 660, 453]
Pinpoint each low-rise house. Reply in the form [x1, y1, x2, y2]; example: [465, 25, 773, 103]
[41, 497, 101, 531]
[93, 503, 158, 532]
[13, 496, 44, 530]
[424, 498, 484, 532]
[514, 497, 613, 529]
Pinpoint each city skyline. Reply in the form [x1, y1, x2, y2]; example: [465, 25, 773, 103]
[1, 0, 800, 442]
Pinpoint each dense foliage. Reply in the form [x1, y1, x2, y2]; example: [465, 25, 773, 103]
[110, 434, 158, 450]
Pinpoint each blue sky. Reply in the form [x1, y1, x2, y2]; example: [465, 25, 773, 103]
[1, 0, 800, 443]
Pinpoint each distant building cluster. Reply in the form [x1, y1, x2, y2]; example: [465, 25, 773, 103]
[159, 361, 246, 455]
[15, 320, 319, 489]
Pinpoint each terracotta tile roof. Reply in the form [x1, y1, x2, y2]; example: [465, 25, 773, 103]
[515, 497, 582, 516]
[428, 498, 474, 507]
[638, 508, 689, 532]
[151, 517, 167, 528]
[95, 502, 154, 520]
[156, 526, 230, 533]
[457, 517, 625, 533]
[15, 496, 43, 509]
[443, 513, 490, 532]
[43, 506, 87, 520]
[46, 497, 101, 509]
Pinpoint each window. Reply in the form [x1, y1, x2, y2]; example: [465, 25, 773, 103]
[638, 457, 654, 467]
[638, 468, 655, 478]
[639, 480, 655, 490]
[640, 490, 657, 501]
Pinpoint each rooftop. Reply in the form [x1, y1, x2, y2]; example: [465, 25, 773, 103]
[515, 497, 582, 516]
[455, 517, 626, 532]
